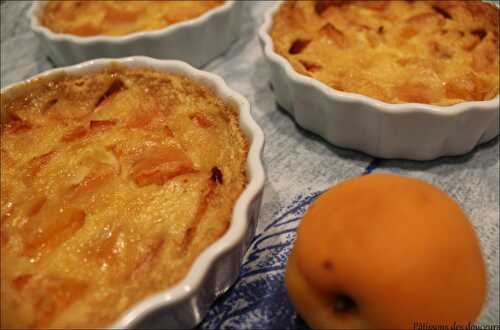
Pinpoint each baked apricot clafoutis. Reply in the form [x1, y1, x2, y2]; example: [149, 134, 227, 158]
[271, 0, 499, 106]
[0, 68, 248, 329]
[40, 0, 224, 37]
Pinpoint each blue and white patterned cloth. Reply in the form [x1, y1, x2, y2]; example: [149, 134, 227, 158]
[201, 192, 320, 330]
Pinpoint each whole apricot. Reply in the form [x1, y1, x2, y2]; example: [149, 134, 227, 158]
[286, 173, 486, 329]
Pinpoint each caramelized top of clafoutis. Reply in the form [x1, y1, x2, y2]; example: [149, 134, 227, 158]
[0, 68, 247, 329]
[40, 0, 224, 36]
[271, 0, 499, 106]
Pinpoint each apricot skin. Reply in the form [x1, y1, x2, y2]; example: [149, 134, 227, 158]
[286, 173, 486, 329]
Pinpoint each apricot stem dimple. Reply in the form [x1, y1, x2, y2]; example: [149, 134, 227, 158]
[333, 294, 357, 313]
[322, 260, 334, 271]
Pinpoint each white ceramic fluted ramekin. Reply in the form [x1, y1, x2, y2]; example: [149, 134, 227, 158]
[28, 1, 243, 68]
[0, 56, 265, 329]
[258, 1, 499, 161]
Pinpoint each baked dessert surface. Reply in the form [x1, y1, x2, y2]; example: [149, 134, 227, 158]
[40, 0, 224, 36]
[270, 0, 499, 106]
[0, 68, 248, 329]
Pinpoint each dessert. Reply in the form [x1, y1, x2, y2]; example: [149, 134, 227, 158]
[270, 1, 499, 105]
[286, 173, 486, 329]
[0, 67, 248, 329]
[40, 0, 224, 37]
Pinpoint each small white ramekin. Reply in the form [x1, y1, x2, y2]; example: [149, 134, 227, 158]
[259, 1, 499, 161]
[0, 56, 265, 329]
[28, 1, 243, 68]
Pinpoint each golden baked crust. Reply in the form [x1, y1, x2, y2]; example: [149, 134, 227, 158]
[270, 0, 499, 106]
[0, 68, 248, 329]
[40, 0, 224, 36]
